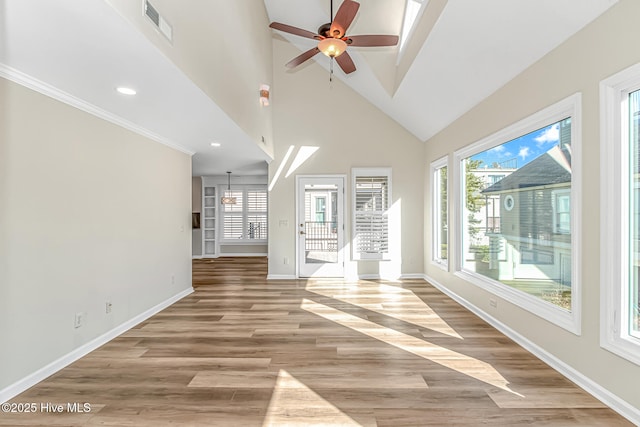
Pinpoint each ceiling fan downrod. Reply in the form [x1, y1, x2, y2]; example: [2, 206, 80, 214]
[328, 1, 333, 84]
[330, 57, 334, 83]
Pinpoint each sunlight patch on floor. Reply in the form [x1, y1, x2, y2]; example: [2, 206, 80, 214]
[305, 282, 463, 339]
[301, 298, 520, 395]
[263, 369, 362, 427]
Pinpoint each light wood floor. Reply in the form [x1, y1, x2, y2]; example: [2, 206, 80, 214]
[1, 257, 632, 426]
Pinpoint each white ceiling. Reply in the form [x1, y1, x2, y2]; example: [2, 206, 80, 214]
[0, 0, 271, 176]
[264, 0, 618, 141]
[0, 0, 618, 176]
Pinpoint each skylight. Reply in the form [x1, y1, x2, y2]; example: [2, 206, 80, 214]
[399, 0, 427, 52]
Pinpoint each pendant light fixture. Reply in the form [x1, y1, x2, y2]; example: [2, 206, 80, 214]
[221, 171, 237, 205]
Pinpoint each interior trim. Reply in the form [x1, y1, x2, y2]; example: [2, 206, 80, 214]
[423, 274, 640, 426]
[0, 287, 194, 404]
[0, 63, 195, 156]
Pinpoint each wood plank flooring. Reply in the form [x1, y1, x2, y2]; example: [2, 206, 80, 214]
[192, 256, 268, 287]
[0, 257, 632, 426]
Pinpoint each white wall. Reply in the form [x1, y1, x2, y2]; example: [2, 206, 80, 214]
[268, 37, 425, 279]
[0, 77, 192, 391]
[192, 176, 202, 257]
[105, 0, 274, 158]
[424, 0, 640, 413]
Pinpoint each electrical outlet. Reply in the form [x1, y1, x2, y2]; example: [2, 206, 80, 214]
[489, 298, 498, 308]
[105, 302, 112, 314]
[171, 275, 175, 284]
[74, 312, 85, 328]
[284, 257, 289, 265]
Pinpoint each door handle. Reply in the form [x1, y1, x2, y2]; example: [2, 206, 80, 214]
[299, 231, 306, 235]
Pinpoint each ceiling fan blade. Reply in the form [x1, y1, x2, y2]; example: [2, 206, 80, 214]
[330, 0, 360, 38]
[335, 51, 356, 74]
[347, 34, 399, 47]
[269, 22, 321, 40]
[286, 47, 321, 69]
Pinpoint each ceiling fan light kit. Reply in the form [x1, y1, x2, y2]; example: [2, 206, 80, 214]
[269, 0, 399, 75]
[318, 38, 347, 58]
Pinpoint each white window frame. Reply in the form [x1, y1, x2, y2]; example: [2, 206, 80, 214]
[431, 156, 449, 270]
[600, 63, 640, 366]
[453, 93, 582, 334]
[219, 185, 268, 244]
[352, 168, 392, 261]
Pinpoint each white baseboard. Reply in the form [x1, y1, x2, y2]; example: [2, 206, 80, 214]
[400, 273, 426, 279]
[191, 255, 203, 259]
[265, 273, 426, 281]
[0, 287, 194, 404]
[422, 274, 640, 426]
[218, 253, 267, 257]
[266, 274, 297, 280]
[357, 274, 380, 280]
[356, 273, 425, 281]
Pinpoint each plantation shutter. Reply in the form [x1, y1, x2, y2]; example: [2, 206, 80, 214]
[221, 187, 268, 241]
[223, 190, 244, 239]
[353, 170, 390, 260]
[247, 189, 268, 240]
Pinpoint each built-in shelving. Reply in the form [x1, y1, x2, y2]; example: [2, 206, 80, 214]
[202, 186, 216, 257]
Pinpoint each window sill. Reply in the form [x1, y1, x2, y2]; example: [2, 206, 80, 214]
[601, 334, 640, 367]
[220, 240, 267, 245]
[353, 256, 391, 262]
[455, 269, 581, 335]
[431, 259, 449, 271]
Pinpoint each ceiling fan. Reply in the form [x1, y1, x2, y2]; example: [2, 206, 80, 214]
[269, 0, 399, 75]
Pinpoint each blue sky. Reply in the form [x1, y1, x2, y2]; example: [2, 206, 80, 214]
[471, 121, 561, 169]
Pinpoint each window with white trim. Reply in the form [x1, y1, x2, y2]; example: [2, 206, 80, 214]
[352, 168, 391, 260]
[454, 93, 582, 334]
[221, 186, 267, 242]
[431, 157, 448, 269]
[601, 64, 640, 365]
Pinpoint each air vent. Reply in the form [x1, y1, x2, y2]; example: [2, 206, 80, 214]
[144, 0, 173, 43]
[144, 0, 159, 25]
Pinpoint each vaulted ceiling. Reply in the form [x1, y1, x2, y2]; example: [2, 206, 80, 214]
[0, 0, 618, 176]
[265, 0, 617, 142]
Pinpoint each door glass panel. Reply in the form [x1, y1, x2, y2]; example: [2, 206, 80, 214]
[305, 184, 338, 264]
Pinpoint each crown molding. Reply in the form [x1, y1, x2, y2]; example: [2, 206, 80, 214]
[0, 63, 195, 156]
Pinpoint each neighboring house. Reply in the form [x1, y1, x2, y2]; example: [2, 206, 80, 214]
[468, 163, 517, 245]
[480, 143, 572, 286]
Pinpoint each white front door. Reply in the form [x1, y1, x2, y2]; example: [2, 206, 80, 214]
[297, 176, 345, 278]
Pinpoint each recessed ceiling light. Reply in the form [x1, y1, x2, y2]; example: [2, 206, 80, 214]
[210, 142, 221, 147]
[116, 87, 137, 96]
